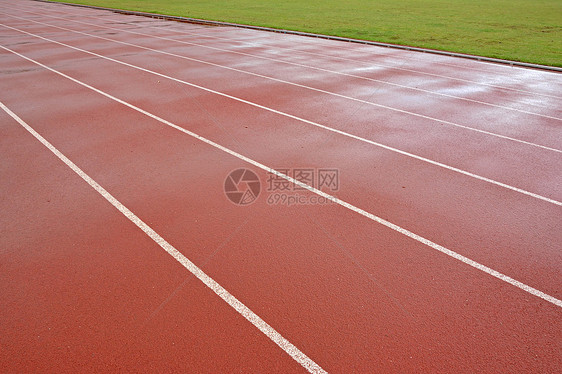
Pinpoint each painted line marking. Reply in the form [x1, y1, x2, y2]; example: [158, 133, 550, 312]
[0, 100, 327, 374]
[1, 24, 561, 209]
[2, 45, 560, 309]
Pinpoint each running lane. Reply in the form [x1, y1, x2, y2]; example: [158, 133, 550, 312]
[1, 1, 561, 373]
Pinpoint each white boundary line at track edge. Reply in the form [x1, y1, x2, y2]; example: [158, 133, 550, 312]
[1, 45, 560, 309]
[1, 23, 561, 208]
[0, 100, 328, 374]
[2, 11, 559, 122]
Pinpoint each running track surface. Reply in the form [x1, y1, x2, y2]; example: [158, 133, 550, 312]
[1, 0, 561, 372]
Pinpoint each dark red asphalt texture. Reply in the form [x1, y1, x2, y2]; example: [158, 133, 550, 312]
[1, 0, 561, 372]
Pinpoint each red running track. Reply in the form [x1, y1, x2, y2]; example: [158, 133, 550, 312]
[1, 0, 561, 372]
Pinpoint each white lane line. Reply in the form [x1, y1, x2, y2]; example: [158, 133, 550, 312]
[4, 7, 560, 116]
[2, 46, 560, 309]
[2, 24, 561, 208]
[0, 100, 327, 374]
[7, 3, 562, 102]
[2, 12, 559, 124]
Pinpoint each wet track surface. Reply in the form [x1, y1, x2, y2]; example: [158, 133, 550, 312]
[1, 1, 561, 372]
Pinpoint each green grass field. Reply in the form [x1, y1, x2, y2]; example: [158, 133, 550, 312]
[52, 0, 562, 67]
